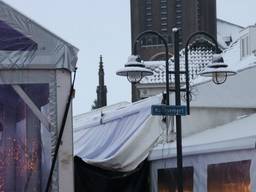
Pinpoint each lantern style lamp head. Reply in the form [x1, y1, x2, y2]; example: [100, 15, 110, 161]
[199, 54, 237, 84]
[116, 55, 153, 83]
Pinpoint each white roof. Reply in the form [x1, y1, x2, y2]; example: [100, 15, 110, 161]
[217, 18, 244, 46]
[149, 113, 256, 161]
[0, 0, 78, 71]
[141, 49, 214, 84]
[140, 19, 246, 85]
[189, 39, 256, 108]
[73, 95, 164, 171]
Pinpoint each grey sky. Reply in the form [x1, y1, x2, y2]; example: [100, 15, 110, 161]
[5, 0, 256, 115]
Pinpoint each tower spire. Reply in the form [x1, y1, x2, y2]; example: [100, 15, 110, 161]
[96, 55, 107, 108]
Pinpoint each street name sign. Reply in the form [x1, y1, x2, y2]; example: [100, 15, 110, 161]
[151, 105, 187, 116]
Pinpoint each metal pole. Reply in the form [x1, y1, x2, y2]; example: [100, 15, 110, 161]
[131, 82, 138, 102]
[173, 28, 183, 192]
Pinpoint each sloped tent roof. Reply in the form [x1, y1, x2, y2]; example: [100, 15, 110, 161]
[149, 113, 256, 160]
[74, 95, 164, 172]
[0, 0, 78, 71]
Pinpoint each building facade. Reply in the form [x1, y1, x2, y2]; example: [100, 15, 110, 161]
[130, 0, 217, 60]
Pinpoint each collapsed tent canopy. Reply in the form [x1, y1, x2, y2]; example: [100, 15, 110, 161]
[74, 95, 163, 172]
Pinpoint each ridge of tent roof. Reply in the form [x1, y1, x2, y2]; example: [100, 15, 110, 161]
[0, 0, 79, 52]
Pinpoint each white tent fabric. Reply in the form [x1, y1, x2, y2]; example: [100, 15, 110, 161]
[74, 95, 163, 172]
[149, 113, 256, 192]
[0, 0, 78, 71]
[149, 113, 256, 161]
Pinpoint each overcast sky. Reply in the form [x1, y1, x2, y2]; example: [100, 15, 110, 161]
[5, 0, 256, 115]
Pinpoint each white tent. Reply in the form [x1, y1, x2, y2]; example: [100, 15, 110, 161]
[149, 113, 256, 191]
[74, 95, 163, 171]
[0, 1, 78, 192]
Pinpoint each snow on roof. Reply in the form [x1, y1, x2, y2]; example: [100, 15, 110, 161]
[149, 113, 256, 161]
[143, 30, 256, 87]
[142, 44, 255, 86]
[141, 49, 214, 84]
[217, 18, 244, 45]
[217, 18, 244, 29]
[191, 39, 256, 86]
[140, 22, 256, 86]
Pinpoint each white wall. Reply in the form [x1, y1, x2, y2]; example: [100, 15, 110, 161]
[182, 107, 256, 137]
[217, 19, 244, 42]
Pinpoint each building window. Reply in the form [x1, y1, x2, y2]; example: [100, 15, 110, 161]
[160, 0, 168, 33]
[161, 28, 167, 32]
[147, 23, 152, 28]
[161, 11, 167, 15]
[144, 0, 152, 30]
[158, 167, 193, 192]
[208, 160, 251, 192]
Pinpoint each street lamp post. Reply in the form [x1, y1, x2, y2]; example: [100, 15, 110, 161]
[117, 29, 185, 192]
[117, 28, 236, 192]
[173, 28, 184, 192]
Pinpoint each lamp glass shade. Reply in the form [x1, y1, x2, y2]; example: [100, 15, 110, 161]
[127, 71, 143, 83]
[212, 72, 227, 84]
[116, 55, 153, 83]
[199, 54, 236, 84]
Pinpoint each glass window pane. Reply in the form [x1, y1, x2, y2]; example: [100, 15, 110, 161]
[208, 160, 251, 192]
[158, 167, 193, 192]
[0, 84, 51, 192]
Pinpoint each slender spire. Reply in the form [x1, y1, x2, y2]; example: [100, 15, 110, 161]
[96, 55, 107, 108]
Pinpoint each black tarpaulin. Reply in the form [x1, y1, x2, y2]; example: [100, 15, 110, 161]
[74, 156, 149, 192]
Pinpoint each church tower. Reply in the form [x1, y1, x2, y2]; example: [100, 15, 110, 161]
[96, 55, 107, 108]
[130, 0, 217, 60]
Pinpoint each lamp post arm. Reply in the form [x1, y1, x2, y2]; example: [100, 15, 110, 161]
[132, 30, 170, 105]
[184, 31, 221, 114]
[185, 31, 220, 53]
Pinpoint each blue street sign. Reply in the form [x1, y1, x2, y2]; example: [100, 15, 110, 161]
[151, 105, 187, 116]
